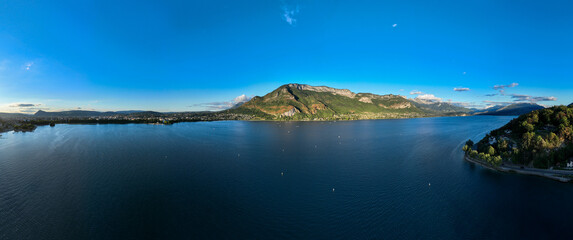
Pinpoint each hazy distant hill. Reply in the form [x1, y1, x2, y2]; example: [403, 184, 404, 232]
[33, 110, 163, 118]
[115, 110, 146, 114]
[476, 103, 544, 116]
[410, 100, 471, 114]
[226, 84, 469, 120]
[34, 110, 117, 117]
[0, 112, 30, 119]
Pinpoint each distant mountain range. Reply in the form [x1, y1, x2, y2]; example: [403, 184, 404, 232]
[0, 112, 29, 119]
[474, 103, 545, 116]
[1, 84, 561, 121]
[33, 110, 159, 117]
[226, 84, 470, 120]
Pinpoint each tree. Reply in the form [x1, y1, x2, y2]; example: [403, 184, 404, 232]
[492, 156, 502, 166]
[497, 139, 508, 151]
[522, 132, 535, 149]
[487, 146, 496, 156]
[530, 113, 539, 124]
[547, 132, 561, 148]
[521, 121, 534, 132]
[534, 135, 546, 150]
[558, 124, 572, 141]
[466, 139, 474, 147]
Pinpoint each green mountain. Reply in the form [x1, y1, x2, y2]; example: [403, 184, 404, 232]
[464, 105, 573, 169]
[226, 84, 469, 120]
[476, 103, 544, 116]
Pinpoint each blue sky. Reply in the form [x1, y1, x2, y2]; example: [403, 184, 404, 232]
[0, 0, 571, 113]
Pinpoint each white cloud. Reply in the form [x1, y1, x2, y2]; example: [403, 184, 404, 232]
[410, 90, 423, 95]
[24, 62, 34, 71]
[192, 94, 253, 111]
[415, 94, 442, 102]
[392, 24, 397, 28]
[453, 87, 470, 92]
[233, 94, 251, 104]
[281, 4, 299, 26]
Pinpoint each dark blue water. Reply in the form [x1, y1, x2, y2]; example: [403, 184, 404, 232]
[1, 116, 573, 239]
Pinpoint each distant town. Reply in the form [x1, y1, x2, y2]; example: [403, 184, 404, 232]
[0, 110, 256, 134]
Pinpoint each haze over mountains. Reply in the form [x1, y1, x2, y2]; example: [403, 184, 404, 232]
[474, 103, 545, 116]
[33, 110, 161, 117]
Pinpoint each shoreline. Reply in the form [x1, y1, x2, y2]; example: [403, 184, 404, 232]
[0, 114, 478, 135]
[464, 154, 573, 183]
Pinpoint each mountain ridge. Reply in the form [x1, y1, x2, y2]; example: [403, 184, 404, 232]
[226, 83, 470, 120]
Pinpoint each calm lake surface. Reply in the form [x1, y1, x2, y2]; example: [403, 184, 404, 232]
[1, 116, 573, 239]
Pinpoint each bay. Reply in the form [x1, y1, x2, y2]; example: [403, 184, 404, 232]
[1, 116, 572, 239]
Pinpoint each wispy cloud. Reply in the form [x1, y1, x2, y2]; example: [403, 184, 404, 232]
[392, 24, 397, 28]
[453, 87, 470, 92]
[6, 103, 47, 113]
[24, 62, 34, 71]
[510, 94, 557, 102]
[482, 100, 515, 108]
[9, 103, 41, 107]
[447, 100, 481, 108]
[410, 90, 423, 95]
[493, 82, 518, 90]
[192, 94, 253, 111]
[281, 3, 299, 26]
[484, 93, 498, 97]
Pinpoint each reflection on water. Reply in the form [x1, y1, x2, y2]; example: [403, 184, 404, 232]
[1, 116, 573, 239]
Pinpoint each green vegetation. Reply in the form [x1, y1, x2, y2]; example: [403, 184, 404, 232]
[229, 84, 468, 121]
[463, 105, 573, 169]
[0, 119, 37, 133]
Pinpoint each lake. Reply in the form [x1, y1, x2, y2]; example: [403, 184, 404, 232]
[1, 116, 573, 239]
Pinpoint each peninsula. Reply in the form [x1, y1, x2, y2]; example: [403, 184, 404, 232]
[463, 104, 573, 182]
